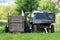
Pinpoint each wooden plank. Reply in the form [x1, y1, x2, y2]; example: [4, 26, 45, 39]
[8, 22, 24, 32]
[8, 16, 25, 22]
[8, 16, 25, 32]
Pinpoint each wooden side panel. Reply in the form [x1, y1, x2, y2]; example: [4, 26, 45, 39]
[9, 22, 24, 32]
[8, 16, 25, 22]
[8, 16, 25, 32]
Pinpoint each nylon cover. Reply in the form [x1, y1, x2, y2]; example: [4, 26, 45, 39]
[35, 13, 55, 21]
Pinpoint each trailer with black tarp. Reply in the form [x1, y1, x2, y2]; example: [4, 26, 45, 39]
[28, 10, 55, 33]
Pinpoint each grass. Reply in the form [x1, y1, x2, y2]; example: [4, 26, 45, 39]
[0, 13, 60, 40]
[0, 27, 60, 40]
[0, 33, 60, 40]
[0, 26, 60, 40]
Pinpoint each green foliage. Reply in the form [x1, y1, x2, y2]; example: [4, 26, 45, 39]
[0, 0, 58, 20]
[15, 0, 39, 15]
[38, 0, 57, 12]
[0, 6, 8, 20]
[0, 4, 18, 20]
[15, 0, 57, 14]
[10, 4, 19, 16]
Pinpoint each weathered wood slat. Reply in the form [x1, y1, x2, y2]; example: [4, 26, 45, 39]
[8, 16, 25, 22]
[8, 16, 25, 32]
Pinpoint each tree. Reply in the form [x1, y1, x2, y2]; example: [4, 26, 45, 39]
[10, 4, 19, 16]
[0, 5, 17, 20]
[15, 0, 39, 15]
[0, 6, 8, 20]
[38, 0, 57, 12]
[15, 0, 57, 14]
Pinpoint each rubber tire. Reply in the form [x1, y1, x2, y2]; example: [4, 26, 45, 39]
[51, 25, 54, 33]
[31, 24, 34, 32]
[4, 26, 8, 32]
[47, 28, 49, 32]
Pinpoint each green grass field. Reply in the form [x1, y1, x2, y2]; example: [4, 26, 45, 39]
[0, 31, 60, 40]
[0, 13, 60, 40]
[0, 26, 60, 40]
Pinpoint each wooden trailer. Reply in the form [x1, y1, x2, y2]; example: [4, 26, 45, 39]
[4, 16, 25, 32]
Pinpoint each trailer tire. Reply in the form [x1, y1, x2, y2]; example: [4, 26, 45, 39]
[4, 25, 9, 32]
[47, 28, 49, 32]
[51, 25, 54, 33]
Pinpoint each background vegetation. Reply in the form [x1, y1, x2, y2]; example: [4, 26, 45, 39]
[0, 0, 60, 40]
[15, 0, 58, 15]
[0, 0, 59, 20]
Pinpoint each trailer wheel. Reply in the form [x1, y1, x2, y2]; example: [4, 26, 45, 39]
[4, 25, 9, 32]
[31, 24, 34, 32]
[51, 25, 54, 33]
[47, 28, 49, 32]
